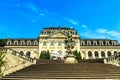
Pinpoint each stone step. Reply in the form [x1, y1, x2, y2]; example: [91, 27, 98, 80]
[2, 75, 120, 80]
[2, 60, 120, 80]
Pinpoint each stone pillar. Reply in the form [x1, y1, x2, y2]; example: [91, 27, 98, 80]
[111, 50, 114, 56]
[85, 51, 88, 59]
[105, 51, 108, 58]
[98, 50, 102, 58]
[92, 51, 95, 59]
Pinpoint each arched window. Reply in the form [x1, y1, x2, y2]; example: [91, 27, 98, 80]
[27, 41, 31, 45]
[44, 32, 47, 35]
[94, 51, 99, 59]
[14, 42, 18, 45]
[34, 41, 38, 45]
[107, 51, 111, 57]
[101, 51, 105, 58]
[7, 41, 11, 45]
[88, 51, 92, 59]
[26, 51, 31, 57]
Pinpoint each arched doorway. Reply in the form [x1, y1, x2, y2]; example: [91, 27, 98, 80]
[101, 51, 105, 58]
[88, 51, 92, 59]
[107, 51, 111, 57]
[94, 51, 99, 59]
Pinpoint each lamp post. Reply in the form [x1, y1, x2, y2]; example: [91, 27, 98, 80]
[64, 28, 78, 63]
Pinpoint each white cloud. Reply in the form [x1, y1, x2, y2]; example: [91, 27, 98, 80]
[82, 24, 87, 28]
[97, 28, 107, 33]
[26, 2, 38, 12]
[39, 13, 45, 16]
[68, 19, 78, 25]
[82, 30, 110, 39]
[97, 28, 120, 38]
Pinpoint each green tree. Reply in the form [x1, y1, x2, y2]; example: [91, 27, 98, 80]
[40, 52, 44, 59]
[39, 51, 50, 59]
[0, 52, 6, 78]
[0, 40, 6, 47]
[73, 50, 82, 60]
[76, 51, 82, 59]
[46, 50, 50, 59]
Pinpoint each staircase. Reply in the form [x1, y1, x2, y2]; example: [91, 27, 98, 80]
[0, 47, 36, 76]
[2, 59, 120, 80]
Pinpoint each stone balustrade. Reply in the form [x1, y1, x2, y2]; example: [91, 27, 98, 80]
[0, 47, 36, 76]
[104, 53, 120, 67]
[0, 47, 36, 63]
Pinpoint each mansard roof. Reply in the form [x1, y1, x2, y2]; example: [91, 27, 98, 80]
[43, 26, 74, 30]
[5, 38, 38, 41]
[81, 38, 118, 41]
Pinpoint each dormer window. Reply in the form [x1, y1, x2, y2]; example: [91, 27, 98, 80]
[27, 41, 31, 45]
[7, 41, 11, 45]
[14, 41, 18, 45]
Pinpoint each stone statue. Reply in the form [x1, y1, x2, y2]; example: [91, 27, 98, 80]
[64, 28, 78, 63]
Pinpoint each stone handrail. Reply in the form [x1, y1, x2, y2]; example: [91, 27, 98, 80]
[0, 47, 36, 63]
[104, 53, 120, 67]
[0, 47, 36, 76]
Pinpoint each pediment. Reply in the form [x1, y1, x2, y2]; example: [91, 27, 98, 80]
[50, 32, 67, 38]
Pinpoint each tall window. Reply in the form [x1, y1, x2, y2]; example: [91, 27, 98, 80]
[50, 42, 54, 46]
[88, 51, 92, 59]
[43, 42, 46, 46]
[101, 51, 105, 58]
[58, 41, 62, 46]
[107, 51, 111, 57]
[94, 51, 99, 59]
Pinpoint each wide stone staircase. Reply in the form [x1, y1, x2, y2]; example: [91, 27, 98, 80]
[1, 59, 120, 80]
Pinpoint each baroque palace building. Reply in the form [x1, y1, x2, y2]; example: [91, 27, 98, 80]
[3, 26, 120, 59]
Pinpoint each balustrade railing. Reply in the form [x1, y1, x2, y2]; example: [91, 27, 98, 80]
[0, 47, 36, 63]
[104, 53, 120, 66]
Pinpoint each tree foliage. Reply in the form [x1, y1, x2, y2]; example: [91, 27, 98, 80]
[46, 50, 50, 59]
[73, 50, 82, 60]
[39, 50, 50, 59]
[0, 40, 6, 47]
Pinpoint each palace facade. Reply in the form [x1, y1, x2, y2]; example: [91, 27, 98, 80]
[4, 27, 120, 59]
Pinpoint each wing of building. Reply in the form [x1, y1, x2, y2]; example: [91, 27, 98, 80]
[3, 26, 120, 59]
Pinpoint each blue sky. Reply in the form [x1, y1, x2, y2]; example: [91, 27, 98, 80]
[1, 0, 120, 41]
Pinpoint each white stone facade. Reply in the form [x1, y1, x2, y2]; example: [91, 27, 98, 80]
[4, 27, 120, 59]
